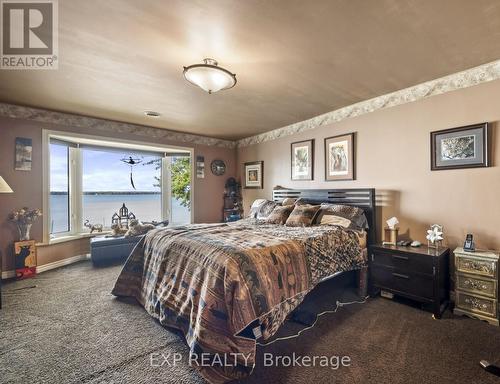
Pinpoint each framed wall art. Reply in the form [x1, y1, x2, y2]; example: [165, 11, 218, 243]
[244, 161, 263, 189]
[15, 137, 33, 171]
[324, 133, 355, 181]
[291, 139, 314, 180]
[431, 123, 489, 170]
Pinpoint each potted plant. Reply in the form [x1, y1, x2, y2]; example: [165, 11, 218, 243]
[9, 207, 42, 241]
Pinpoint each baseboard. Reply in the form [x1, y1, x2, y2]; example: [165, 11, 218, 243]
[36, 254, 90, 274]
[1, 270, 16, 279]
[2, 254, 90, 279]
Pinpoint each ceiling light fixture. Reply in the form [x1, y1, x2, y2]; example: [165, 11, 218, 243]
[183, 58, 236, 94]
[144, 111, 161, 117]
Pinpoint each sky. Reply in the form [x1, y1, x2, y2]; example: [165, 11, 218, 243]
[50, 144, 161, 192]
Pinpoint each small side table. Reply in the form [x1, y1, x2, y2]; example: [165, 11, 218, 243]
[369, 244, 450, 318]
[453, 247, 499, 326]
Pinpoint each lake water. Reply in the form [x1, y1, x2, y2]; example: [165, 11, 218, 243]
[50, 193, 190, 233]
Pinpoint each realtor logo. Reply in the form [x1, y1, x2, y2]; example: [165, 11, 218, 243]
[1, 0, 58, 69]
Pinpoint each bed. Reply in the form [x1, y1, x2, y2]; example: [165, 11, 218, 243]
[112, 188, 376, 383]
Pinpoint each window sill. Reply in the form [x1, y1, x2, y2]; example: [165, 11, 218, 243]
[36, 231, 112, 247]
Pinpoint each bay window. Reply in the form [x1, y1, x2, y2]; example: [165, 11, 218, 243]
[45, 131, 193, 241]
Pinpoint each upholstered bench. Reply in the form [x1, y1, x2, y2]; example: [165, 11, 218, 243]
[90, 235, 142, 266]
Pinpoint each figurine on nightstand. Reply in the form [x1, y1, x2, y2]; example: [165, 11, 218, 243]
[426, 224, 444, 250]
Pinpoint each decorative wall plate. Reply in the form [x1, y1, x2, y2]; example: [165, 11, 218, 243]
[210, 159, 226, 176]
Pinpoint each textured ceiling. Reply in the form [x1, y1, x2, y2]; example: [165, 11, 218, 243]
[1, 0, 500, 140]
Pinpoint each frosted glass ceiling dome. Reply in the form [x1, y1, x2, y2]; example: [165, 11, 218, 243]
[183, 58, 237, 94]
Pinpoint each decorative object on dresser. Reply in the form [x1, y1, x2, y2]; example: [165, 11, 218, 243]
[0, 176, 14, 309]
[453, 247, 498, 326]
[370, 244, 450, 318]
[210, 159, 226, 176]
[243, 161, 263, 189]
[426, 224, 444, 250]
[222, 177, 242, 222]
[382, 217, 399, 246]
[291, 139, 314, 180]
[324, 132, 355, 181]
[431, 122, 489, 170]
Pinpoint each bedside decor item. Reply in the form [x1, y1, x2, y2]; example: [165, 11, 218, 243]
[196, 156, 205, 178]
[410, 240, 422, 247]
[210, 160, 226, 176]
[431, 123, 489, 170]
[9, 207, 42, 241]
[111, 203, 136, 229]
[183, 58, 237, 94]
[370, 244, 450, 318]
[291, 139, 314, 180]
[426, 224, 444, 250]
[324, 133, 355, 181]
[15, 240, 36, 280]
[453, 247, 498, 326]
[244, 161, 263, 189]
[15, 137, 33, 171]
[383, 228, 398, 246]
[382, 217, 399, 246]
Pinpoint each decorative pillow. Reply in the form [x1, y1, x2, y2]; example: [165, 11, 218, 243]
[317, 203, 368, 229]
[257, 200, 278, 219]
[266, 205, 294, 225]
[319, 214, 355, 228]
[281, 198, 296, 206]
[247, 199, 267, 218]
[285, 204, 321, 227]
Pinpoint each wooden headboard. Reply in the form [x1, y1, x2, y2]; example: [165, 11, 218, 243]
[272, 188, 377, 245]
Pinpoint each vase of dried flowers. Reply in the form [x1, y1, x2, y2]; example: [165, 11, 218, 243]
[9, 207, 42, 241]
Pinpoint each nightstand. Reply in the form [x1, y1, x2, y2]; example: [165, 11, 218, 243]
[453, 247, 498, 326]
[369, 244, 450, 318]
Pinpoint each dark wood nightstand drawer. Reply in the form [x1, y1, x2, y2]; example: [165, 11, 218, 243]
[372, 249, 434, 275]
[371, 265, 434, 300]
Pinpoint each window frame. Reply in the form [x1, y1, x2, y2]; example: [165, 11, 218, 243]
[42, 130, 194, 244]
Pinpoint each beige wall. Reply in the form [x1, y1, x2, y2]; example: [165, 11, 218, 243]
[0, 116, 236, 272]
[238, 79, 500, 252]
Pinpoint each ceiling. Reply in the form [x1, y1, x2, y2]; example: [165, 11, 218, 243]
[2, 0, 500, 140]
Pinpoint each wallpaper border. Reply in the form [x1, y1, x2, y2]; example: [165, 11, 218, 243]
[237, 59, 500, 147]
[0, 103, 236, 149]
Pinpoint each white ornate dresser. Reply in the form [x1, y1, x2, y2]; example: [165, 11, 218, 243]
[453, 247, 499, 326]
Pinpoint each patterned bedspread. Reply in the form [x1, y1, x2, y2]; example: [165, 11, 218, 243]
[112, 219, 366, 383]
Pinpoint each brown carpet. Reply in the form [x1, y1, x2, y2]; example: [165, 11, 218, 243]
[1, 260, 499, 384]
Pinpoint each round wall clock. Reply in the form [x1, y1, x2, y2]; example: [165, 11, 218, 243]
[210, 159, 226, 176]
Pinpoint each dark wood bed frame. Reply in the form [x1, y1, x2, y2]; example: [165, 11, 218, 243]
[272, 188, 377, 245]
[272, 188, 377, 298]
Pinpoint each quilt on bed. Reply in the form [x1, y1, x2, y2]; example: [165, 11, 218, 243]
[112, 219, 366, 383]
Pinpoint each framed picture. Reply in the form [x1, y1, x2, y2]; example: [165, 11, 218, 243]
[324, 133, 355, 181]
[196, 155, 205, 178]
[244, 161, 263, 189]
[15, 240, 37, 280]
[431, 123, 489, 170]
[15, 137, 33, 171]
[291, 139, 314, 180]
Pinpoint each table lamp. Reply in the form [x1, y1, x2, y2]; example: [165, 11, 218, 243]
[0, 175, 13, 309]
